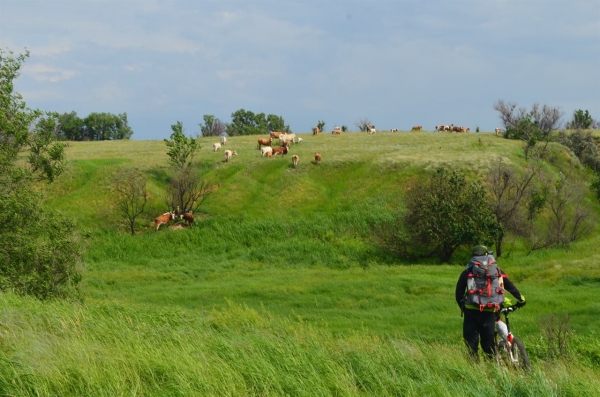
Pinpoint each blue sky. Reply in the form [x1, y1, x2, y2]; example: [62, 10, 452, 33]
[1, 0, 599, 140]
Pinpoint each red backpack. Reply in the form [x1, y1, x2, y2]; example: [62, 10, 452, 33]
[465, 255, 505, 312]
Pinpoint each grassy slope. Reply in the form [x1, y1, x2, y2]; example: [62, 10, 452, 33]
[3, 131, 600, 395]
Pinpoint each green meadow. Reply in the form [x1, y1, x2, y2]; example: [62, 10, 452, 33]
[2, 131, 600, 396]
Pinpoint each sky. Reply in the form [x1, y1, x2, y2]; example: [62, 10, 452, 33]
[1, 0, 599, 140]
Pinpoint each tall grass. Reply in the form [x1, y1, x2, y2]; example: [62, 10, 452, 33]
[2, 294, 598, 396]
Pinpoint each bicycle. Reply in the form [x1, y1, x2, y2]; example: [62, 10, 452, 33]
[494, 305, 530, 369]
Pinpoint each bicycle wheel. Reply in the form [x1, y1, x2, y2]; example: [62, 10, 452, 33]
[496, 337, 530, 369]
[510, 337, 530, 369]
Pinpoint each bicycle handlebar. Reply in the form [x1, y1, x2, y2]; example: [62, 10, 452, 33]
[499, 305, 523, 314]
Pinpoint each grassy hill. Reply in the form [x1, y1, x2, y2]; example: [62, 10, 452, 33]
[2, 131, 600, 395]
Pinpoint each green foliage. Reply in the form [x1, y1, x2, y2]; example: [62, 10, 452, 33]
[164, 121, 200, 168]
[558, 130, 600, 171]
[226, 109, 290, 135]
[0, 48, 82, 300]
[317, 120, 326, 132]
[342, 125, 348, 132]
[56, 111, 133, 140]
[403, 167, 503, 262]
[566, 109, 594, 130]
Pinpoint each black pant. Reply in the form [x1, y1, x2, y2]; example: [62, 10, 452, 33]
[463, 309, 496, 357]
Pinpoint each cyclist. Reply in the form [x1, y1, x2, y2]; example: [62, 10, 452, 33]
[455, 245, 526, 359]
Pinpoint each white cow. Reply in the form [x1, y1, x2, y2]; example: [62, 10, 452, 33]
[224, 150, 237, 162]
[261, 146, 273, 157]
[220, 136, 227, 145]
[213, 143, 221, 152]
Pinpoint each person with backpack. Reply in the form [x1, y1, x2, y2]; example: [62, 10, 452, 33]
[455, 245, 526, 358]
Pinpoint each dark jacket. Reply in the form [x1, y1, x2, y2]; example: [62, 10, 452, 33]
[455, 267, 522, 311]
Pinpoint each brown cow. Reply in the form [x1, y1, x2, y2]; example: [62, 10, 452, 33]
[155, 211, 175, 231]
[180, 212, 194, 227]
[411, 125, 423, 131]
[332, 126, 342, 135]
[315, 152, 322, 165]
[270, 131, 283, 139]
[257, 137, 273, 149]
[312, 126, 320, 135]
[272, 146, 289, 157]
[292, 154, 299, 167]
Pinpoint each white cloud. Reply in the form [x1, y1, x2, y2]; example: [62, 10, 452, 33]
[22, 63, 76, 82]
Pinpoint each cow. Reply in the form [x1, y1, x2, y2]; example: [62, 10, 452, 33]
[452, 126, 462, 132]
[332, 126, 342, 135]
[270, 131, 283, 139]
[296, 137, 303, 144]
[180, 212, 194, 227]
[272, 146, 289, 157]
[390, 128, 399, 132]
[155, 211, 175, 231]
[312, 127, 320, 135]
[257, 137, 273, 149]
[411, 125, 422, 131]
[279, 133, 296, 146]
[213, 143, 221, 152]
[224, 150, 237, 162]
[261, 146, 273, 157]
[460, 126, 470, 133]
[495, 127, 502, 136]
[315, 152, 322, 165]
[367, 125, 377, 134]
[220, 136, 227, 145]
[292, 154, 299, 167]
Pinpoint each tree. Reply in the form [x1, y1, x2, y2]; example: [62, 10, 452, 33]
[82, 112, 133, 140]
[0, 48, 82, 300]
[199, 114, 226, 137]
[164, 121, 200, 169]
[56, 111, 84, 141]
[355, 118, 372, 132]
[402, 167, 502, 262]
[317, 120, 326, 132]
[226, 109, 290, 136]
[486, 158, 541, 256]
[494, 100, 563, 160]
[165, 166, 218, 214]
[112, 168, 149, 235]
[566, 109, 594, 130]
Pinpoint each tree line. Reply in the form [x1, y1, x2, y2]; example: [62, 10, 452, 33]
[56, 111, 134, 141]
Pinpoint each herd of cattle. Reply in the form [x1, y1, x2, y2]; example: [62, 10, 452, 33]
[154, 124, 503, 230]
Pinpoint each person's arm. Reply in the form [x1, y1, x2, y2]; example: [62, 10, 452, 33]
[455, 270, 468, 308]
[500, 269, 523, 301]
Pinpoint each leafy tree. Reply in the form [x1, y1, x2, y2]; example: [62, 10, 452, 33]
[402, 167, 502, 262]
[199, 114, 227, 137]
[56, 111, 84, 141]
[341, 125, 348, 132]
[0, 48, 82, 300]
[566, 109, 594, 130]
[112, 168, 149, 235]
[317, 120, 326, 132]
[164, 121, 200, 169]
[82, 112, 133, 140]
[558, 130, 600, 172]
[494, 100, 563, 160]
[226, 109, 290, 136]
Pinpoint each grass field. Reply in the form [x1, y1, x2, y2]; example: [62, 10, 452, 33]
[2, 131, 600, 395]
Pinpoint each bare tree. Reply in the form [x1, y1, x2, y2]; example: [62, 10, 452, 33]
[355, 118, 372, 132]
[165, 165, 218, 214]
[112, 168, 149, 235]
[487, 157, 541, 256]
